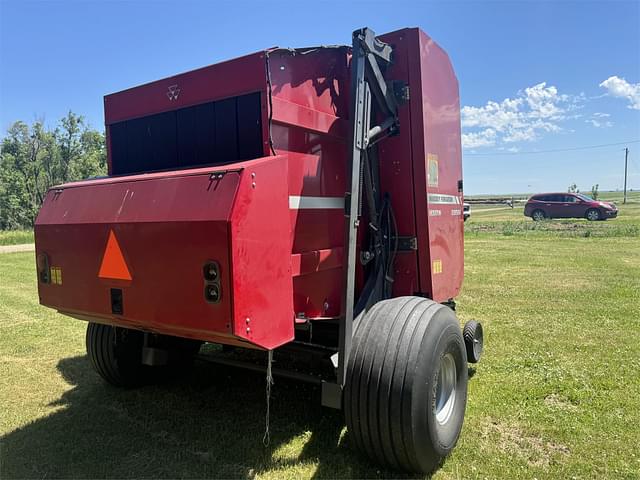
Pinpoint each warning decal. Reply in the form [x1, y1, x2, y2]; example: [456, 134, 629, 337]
[432, 259, 443, 275]
[427, 154, 439, 187]
[98, 230, 132, 281]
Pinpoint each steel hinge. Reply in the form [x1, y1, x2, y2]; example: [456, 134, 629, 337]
[394, 236, 417, 251]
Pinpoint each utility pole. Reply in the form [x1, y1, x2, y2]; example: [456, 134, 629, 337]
[623, 147, 628, 204]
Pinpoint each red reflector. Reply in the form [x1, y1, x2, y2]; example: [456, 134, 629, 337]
[98, 230, 132, 281]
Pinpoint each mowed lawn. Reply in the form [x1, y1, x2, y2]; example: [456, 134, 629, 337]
[1, 199, 639, 479]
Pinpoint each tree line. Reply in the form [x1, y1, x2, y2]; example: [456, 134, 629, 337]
[0, 113, 106, 229]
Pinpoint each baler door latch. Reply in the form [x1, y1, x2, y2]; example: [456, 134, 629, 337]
[208, 168, 243, 181]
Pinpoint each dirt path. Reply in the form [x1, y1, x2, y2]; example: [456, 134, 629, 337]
[0, 244, 35, 254]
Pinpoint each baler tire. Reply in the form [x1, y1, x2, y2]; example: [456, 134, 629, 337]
[463, 320, 483, 363]
[86, 323, 146, 388]
[344, 296, 468, 474]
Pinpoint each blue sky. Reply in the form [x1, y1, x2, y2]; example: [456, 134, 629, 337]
[1, 0, 639, 194]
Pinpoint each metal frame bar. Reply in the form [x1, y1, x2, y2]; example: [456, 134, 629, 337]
[198, 354, 323, 385]
[334, 28, 399, 397]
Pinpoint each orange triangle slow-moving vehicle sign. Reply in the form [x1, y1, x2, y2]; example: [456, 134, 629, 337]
[98, 230, 132, 280]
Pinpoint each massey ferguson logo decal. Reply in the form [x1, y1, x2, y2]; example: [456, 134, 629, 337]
[166, 84, 180, 101]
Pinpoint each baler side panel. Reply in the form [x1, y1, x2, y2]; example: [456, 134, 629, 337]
[285, 150, 345, 318]
[229, 155, 294, 349]
[377, 31, 421, 298]
[268, 48, 350, 119]
[270, 49, 351, 319]
[407, 29, 464, 301]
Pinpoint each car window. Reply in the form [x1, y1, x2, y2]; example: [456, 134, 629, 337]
[576, 193, 593, 202]
[564, 195, 577, 203]
[547, 194, 562, 202]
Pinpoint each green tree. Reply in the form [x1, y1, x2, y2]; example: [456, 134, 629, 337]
[0, 113, 106, 229]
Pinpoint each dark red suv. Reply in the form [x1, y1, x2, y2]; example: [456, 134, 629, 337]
[524, 193, 618, 221]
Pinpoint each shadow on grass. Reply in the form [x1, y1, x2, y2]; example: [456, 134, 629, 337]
[1, 354, 427, 479]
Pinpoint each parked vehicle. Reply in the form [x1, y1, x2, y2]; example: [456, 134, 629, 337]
[524, 193, 618, 221]
[463, 202, 471, 221]
[33, 27, 483, 474]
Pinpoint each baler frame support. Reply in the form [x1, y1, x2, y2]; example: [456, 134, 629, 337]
[323, 28, 401, 408]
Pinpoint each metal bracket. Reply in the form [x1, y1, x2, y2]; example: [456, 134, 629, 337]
[208, 167, 244, 181]
[392, 80, 410, 103]
[394, 236, 418, 251]
[321, 381, 343, 409]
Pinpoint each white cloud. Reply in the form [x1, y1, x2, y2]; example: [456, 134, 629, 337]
[461, 82, 579, 149]
[586, 118, 613, 128]
[593, 112, 610, 118]
[599, 76, 640, 110]
[461, 129, 497, 148]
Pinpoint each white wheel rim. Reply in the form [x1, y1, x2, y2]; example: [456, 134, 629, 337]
[435, 353, 457, 425]
[588, 211, 598, 220]
[533, 211, 544, 220]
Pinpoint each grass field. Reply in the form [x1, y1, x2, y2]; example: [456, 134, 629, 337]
[0, 230, 33, 246]
[1, 196, 639, 479]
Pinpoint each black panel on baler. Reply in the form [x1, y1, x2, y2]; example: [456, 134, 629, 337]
[110, 92, 263, 175]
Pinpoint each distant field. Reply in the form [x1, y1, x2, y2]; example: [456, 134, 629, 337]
[0, 230, 33, 246]
[466, 191, 640, 239]
[466, 189, 640, 203]
[1, 202, 639, 479]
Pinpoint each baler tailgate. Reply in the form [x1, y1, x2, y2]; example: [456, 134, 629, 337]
[35, 156, 295, 349]
[36, 169, 239, 339]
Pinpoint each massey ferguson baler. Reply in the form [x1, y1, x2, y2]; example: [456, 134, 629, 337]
[34, 27, 483, 473]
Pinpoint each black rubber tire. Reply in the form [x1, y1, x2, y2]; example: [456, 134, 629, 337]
[586, 208, 601, 221]
[344, 296, 468, 474]
[86, 322, 146, 387]
[532, 209, 546, 221]
[463, 320, 483, 363]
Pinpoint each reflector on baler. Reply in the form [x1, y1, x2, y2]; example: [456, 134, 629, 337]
[98, 230, 132, 281]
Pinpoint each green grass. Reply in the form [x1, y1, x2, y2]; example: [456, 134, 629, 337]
[0, 230, 34, 246]
[1, 202, 639, 479]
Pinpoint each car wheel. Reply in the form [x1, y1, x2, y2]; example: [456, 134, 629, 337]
[532, 209, 546, 221]
[586, 208, 601, 221]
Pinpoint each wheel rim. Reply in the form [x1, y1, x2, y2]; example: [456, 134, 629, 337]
[435, 353, 457, 425]
[473, 329, 483, 359]
[533, 211, 544, 220]
[588, 210, 598, 220]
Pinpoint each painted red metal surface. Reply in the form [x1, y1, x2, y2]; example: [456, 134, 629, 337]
[393, 28, 465, 301]
[36, 157, 294, 349]
[35, 27, 463, 349]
